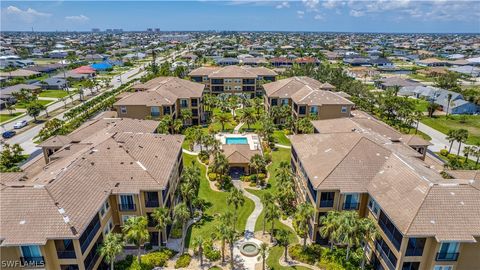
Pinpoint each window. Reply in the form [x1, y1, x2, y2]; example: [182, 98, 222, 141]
[299, 106, 306, 115]
[99, 200, 110, 218]
[119, 195, 135, 211]
[224, 86, 232, 90]
[402, 262, 420, 270]
[281, 99, 289, 106]
[20, 246, 43, 264]
[192, 109, 198, 117]
[234, 85, 242, 90]
[191, 99, 198, 107]
[203, 76, 208, 81]
[120, 106, 127, 114]
[310, 106, 318, 114]
[343, 193, 359, 210]
[163, 106, 171, 115]
[145, 192, 159, 208]
[341, 106, 348, 113]
[151, 106, 160, 117]
[234, 79, 242, 83]
[191, 76, 202, 82]
[271, 98, 278, 106]
[225, 79, 232, 83]
[306, 178, 317, 203]
[368, 197, 380, 217]
[103, 218, 113, 235]
[437, 242, 460, 261]
[406, 238, 426, 256]
[320, 192, 335, 207]
[375, 238, 398, 270]
[433, 266, 453, 270]
[180, 99, 188, 108]
[378, 211, 403, 251]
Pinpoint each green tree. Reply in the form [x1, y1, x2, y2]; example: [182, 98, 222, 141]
[434, 72, 460, 91]
[0, 144, 25, 172]
[151, 207, 172, 247]
[455, 129, 469, 156]
[99, 233, 124, 270]
[240, 107, 256, 130]
[265, 202, 280, 242]
[217, 212, 234, 263]
[215, 113, 232, 131]
[180, 108, 192, 126]
[446, 129, 457, 154]
[445, 93, 453, 118]
[319, 211, 341, 251]
[296, 117, 314, 134]
[174, 202, 190, 252]
[249, 154, 266, 178]
[122, 216, 150, 262]
[359, 218, 379, 270]
[259, 242, 268, 270]
[293, 202, 315, 249]
[211, 152, 230, 183]
[192, 236, 205, 267]
[276, 229, 290, 263]
[226, 188, 245, 231]
[261, 192, 273, 234]
[26, 103, 43, 122]
[5, 102, 15, 115]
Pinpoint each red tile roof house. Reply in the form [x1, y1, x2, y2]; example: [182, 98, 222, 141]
[294, 57, 320, 65]
[72, 66, 97, 77]
[269, 57, 293, 67]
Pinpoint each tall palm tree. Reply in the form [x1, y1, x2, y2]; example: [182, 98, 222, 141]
[174, 202, 191, 252]
[180, 181, 196, 215]
[99, 233, 124, 270]
[463, 146, 473, 162]
[180, 108, 193, 126]
[225, 225, 237, 269]
[296, 117, 314, 134]
[445, 93, 453, 118]
[293, 202, 315, 249]
[212, 152, 229, 180]
[473, 145, 480, 167]
[276, 229, 290, 263]
[249, 154, 266, 178]
[218, 212, 234, 263]
[455, 129, 469, 156]
[446, 129, 457, 154]
[151, 207, 172, 247]
[240, 108, 256, 130]
[319, 211, 341, 251]
[359, 218, 379, 270]
[336, 211, 361, 261]
[226, 188, 245, 231]
[265, 203, 280, 242]
[192, 236, 204, 267]
[215, 113, 232, 131]
[122, 216, 150, 262]
[172, 119, 183, 134]
[262, 192, 273, 234]
[252, 97, 263, 115]
[259, 242, 268, 270]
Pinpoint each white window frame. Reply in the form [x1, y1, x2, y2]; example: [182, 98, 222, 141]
[368, 197, 380, 217]
[120, 106, 127, 114]
[341, 106, 348, 113]
[433, 266, 453, 270]
[150, 106, 160, 116]
[99, 200, 110, 218]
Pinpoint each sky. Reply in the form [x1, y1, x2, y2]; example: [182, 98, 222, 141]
[1, 0, 479, 33]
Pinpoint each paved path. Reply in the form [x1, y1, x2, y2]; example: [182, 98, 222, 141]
[233, 122, 244, 134]
[416, 122, 476, 160]
[275, 143, 291, 149]
[233, 180, 263, 238]
[182, 148, 199, 156]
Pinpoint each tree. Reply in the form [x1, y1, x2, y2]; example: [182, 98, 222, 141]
[249, 154, 266, 178]
[296, 117, 314, 134]
[261, 192, 273, 234]
[211, 152, 230, 183]
[336, 211, 361, 261]
[26, 103, 42, 122]
[259, 242, 268, 270]
[99, 233, 124, 270]
[446, 130, 457, 154]
[180, 108, 192, 126]
[455, 129, 469, 156]
[0, 144, 25, 172]
[174, 202, 190, 252]
[215, 113, 232, 131]
[276, 229, 290, 263]
[225, 223, 237, 269]
[180, 181, 196, 215]
[265, 202, 280, 242]
[445, 93, 453, 118]
[5, 102, 15, 115]
[192, 236, 205, 267]
[319, 211, 341, 251]
[152, 207, 172, 247]
[122, 216, 150, 262]
[359, 218, 379, 270]
[434, 72, 460, 91]
[240, 107, 256, 130]
[217, 212, 234, 263]
[473, 145, 480, 167]
[226, 188, 245, 231]
[252, 97, 264, 115]
[293, 202, 315, 248]
[463, 146, 473, 162]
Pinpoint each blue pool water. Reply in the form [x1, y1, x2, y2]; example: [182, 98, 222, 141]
[226, 137, 248, 145]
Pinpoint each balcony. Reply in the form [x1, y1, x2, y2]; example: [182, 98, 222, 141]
[320, 200, 334, 208]
[436, 252, 459, 261]
[145, 200, 159, 208]
[118, 203, 136, 211]
[375, 240, 397, 270]
[80, 221, 101, 253]
[343, 202, 359, 210]
[20, 256, 44, 265]
[57, 250, 76, 259]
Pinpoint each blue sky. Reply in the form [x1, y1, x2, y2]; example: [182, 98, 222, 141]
[1, 1, 479, 33]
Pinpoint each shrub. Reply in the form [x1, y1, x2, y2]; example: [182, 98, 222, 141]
[208, 172, 217, 181]
[289, 244, 322, 265]
[257, 173, 266, 180]
[170, 222, 183, 238]
[204, 247, 221, 262]
[249, 174, 257, 182]
[264, 152, 272, 164]
[114, 255, 135, 270]
[141, 249, 176, 268]
[204, 160, 209, 166]
[248, 182, 257, 187]
[199, 150, 209, 162]
[175, 254, 191, 269]
[439, 149, 449, 156]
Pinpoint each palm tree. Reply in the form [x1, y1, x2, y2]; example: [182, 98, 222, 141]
[122, 216, 150, 262]
[265, 202, 280, 242]
[99, 233, 124, 270]
[319, 211, 341, 251]
[445, 93, 453, 118]
[225, 225, 237, 269]
[473, 145, 480, 167]
[151, 207, 172, 247]
[293, 202, 315, 249]
[227, 188, 245, 231]
[180, 181, 196, 215]
[359, 218, 379, 270]
[181, 108, 193, 126]
[212, 152, 229, 181]
[218, 212, 234, 263]
[259, 242, 268, 270]
[261, 192, 273, 234]
[276, 229, 290, 263]
[455, 129, 469, 156]
[5, 103, 15, 115]
[336, 211, 362, 261]
[446, 130, 457, 154]
[174, 202, 191, 252]
[249, 154, 266, 179]
[215, 113, 232, 131]
[463, 146, 473, 162]
[252, 97, 263, 115]
[192, 236, 204, 267]
[296, 117, 314, 134]
[240, 108, 256, 130]
[172, 119, 183, 134]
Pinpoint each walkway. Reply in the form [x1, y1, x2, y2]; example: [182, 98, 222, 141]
[233, 122, 244, 134]
[275, 143, 291, 149]
[182, 148, 199, 155]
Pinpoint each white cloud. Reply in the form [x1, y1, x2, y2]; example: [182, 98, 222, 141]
[302, 0, 320, 11]
[314, 14, 324, 20]
[4, 6, 51, 22]
[349, 9, 364, 17]
[276, 1, 290, 9]
[297, 10, 305, 18]
[322, 0, 341, 9]
[65, 14, 90, 22]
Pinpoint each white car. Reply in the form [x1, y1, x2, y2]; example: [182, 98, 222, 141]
[13, 120, 28, 129]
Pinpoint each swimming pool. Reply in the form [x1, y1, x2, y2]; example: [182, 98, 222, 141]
[226, 137, 248, 145]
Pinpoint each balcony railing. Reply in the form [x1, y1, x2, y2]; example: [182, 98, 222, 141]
[378, 217, 402, 251]
[118, 203, 136, 211]
[320, 200, 334, 208]
[80, 221, 101, 253]
[145, 200, 159, 208]
[436, 252, 459, 261]
[343, 202, 359, 210]
[20, 256, 44, 265]
[375, 241, 396, 270]
[57, 250, 76, 259]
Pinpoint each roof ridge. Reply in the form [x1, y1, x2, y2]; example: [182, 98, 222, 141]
[405, 184, 433, 235]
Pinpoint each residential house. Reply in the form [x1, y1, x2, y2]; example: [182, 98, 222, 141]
[0, 117, 184, 270]
[113, 77, 205, 125]
[263, 76, 353, 122]
[33, 78, 67, 90]
[375, 77, 422, 90]
[188, 65, 277, 98]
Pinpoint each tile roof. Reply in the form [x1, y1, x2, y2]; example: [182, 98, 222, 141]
[221, 144, 261, 164]
[188, 65, 277, 78]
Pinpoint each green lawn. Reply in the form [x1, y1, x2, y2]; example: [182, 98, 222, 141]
[408, 73, 436, 83]
[15, 99, 53, 109]
[413, 99, 429, 113]
[0, 112, 23, 123]
[421, 115, 480, 145]
[38, 90, 70, 99]
[183, 154, 255, 248]
[435, 152, 480, 170]
[273, 130, 291, 146]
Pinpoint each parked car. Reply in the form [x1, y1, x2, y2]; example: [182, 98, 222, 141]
[13, 120, 28, 129]
[2, 130, 16, 138]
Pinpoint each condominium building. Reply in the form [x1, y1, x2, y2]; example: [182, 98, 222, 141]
[263, 76, 354, 122]
[289, 115, 480, 270]
[188, 65, 277, 98]
[0, 117, 184, 270]
[113, 77, 205, 125]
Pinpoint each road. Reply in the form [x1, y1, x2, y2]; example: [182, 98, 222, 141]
[1, 48, 190, 156]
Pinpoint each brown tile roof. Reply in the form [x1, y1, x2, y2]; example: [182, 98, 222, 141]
[222, 144, 260, 164]
[188, 65, 277, 78]
[116, 77, 204, 106]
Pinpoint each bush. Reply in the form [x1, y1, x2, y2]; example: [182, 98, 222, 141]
[264, 152, 272, 164]
[170, 222, 183, 238]
[204, 160, 209, 166]
[257, 173, 266, 180]
[439, 149, 449, 156]
[208, 172, 217, 181]
[289, 244, 322, 265]
[199, 150, 209, 162]
[175, 254, 191, 269]
[114, 255, 135, 270]
[248, 181, 257, 187]
[141, 249, 176, 268]
[204, 247, 221, 262]
[241, 175, 250, 182]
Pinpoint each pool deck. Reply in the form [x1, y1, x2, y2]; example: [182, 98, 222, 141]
[215, 133, 262, 152]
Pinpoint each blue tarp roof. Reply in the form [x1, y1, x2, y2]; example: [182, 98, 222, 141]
[90, 62, 113, 70]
